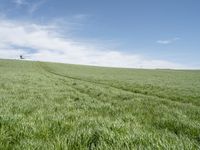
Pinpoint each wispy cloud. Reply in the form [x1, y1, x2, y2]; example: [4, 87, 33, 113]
[13, 0, 27, 6]
[13, 0, 46, 14]
[72, 14, 91, 21]
[156, 37, 180, 45]
[0, 18, 185, 69]
[28, 0, 46, 14]
[157, 40, 171, 44]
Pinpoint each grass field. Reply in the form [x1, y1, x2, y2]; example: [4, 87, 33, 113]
[0, 59, 200, 149]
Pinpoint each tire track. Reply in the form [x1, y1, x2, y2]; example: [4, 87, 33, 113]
[36, 62, 117, 106]
[38, 62, 199, 107]
[36, 62, 200, 145]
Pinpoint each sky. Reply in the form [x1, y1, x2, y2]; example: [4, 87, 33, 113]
[0, 0, 199, 69]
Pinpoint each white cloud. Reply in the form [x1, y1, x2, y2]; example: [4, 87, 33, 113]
[156, 40, 172, 44]
[0, 18, 185, 69]
[156, 37, 180, 45]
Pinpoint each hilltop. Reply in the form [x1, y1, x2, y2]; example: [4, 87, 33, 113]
[0, 59, 200, 149]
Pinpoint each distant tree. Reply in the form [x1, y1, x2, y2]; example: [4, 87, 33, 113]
[20, 55, 24, 59]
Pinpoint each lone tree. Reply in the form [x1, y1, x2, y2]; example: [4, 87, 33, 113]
[20, 55, 24, 59]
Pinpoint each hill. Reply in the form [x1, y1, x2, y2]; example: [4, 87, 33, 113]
[0, 59, 200, 149]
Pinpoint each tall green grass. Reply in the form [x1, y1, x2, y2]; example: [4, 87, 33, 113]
[0, 59, 200, 149]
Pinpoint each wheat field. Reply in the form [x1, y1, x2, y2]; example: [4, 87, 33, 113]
[0, 59, 200, 149]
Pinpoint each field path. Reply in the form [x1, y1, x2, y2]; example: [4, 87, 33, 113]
[38, 62, 200, 107]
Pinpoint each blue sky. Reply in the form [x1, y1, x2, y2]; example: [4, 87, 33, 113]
[0, 0, 199, 68]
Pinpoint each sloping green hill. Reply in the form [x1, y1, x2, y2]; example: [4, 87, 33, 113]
[0, 59, 200, 149]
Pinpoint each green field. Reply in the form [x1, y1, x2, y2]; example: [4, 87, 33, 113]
[0, 59, 200, 149]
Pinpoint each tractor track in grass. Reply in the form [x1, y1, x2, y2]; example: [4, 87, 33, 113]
[36, 62, 117, 107]
[37, 62, 200, 145]
[36, 63, 96, 101]
[37, 62, 199, 108]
